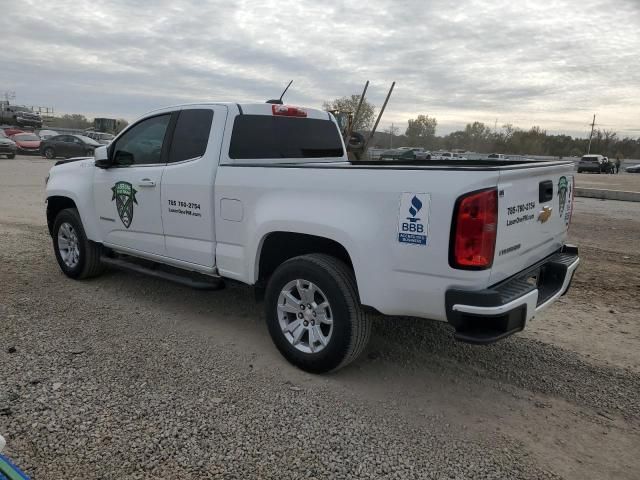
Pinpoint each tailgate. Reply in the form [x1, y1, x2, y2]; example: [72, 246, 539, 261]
[490, 162, 574, 284]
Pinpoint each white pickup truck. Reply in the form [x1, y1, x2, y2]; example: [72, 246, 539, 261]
[45, 102, 579, 372]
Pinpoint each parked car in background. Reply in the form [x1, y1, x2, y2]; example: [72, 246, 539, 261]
[487, 153, 510, 160]
[2, 127, 25, 137]
[380, 147, 430, 160]
[37, 129, 59, 141]
[577, 154, 608, 173]
[431, 151, 467, 160]
[0, 105, 42, 128]
[85, 131, 115, 145]
[40, 134, 100, 159]
[624, 164, 640, 173]
[0, 136, 17, 158]
[10, 133, 41, 155]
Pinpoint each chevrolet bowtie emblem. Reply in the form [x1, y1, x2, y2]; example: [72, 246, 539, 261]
[538, 206, 552, 223]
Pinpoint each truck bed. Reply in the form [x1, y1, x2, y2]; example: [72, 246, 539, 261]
[350, 159, 571, 169]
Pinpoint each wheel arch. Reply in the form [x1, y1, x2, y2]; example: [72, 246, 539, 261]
[46, 196, 77, 235]
[256, 231, 354, 284]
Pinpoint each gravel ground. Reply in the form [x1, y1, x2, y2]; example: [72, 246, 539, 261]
[1, 157, 639, 479]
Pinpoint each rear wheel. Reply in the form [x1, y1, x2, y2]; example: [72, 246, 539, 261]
[265, 254, 371, 373]
[52, 208, 104, 279]
[44, 147, 55, 159]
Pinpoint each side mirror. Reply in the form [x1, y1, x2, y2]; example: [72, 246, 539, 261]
[94, 145, 112, 168]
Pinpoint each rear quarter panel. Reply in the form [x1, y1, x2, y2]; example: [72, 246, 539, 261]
[214, 165, 498, 321]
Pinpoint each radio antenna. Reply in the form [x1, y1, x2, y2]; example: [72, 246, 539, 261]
[266, 80, 293, 104]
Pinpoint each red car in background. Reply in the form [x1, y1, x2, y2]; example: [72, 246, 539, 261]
[10, 133, 41, 155]
[2, 128, 25, 137]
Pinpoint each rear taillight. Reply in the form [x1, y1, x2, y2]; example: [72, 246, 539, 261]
[271, 104, 307, 117]
[450, 188, 498, 269]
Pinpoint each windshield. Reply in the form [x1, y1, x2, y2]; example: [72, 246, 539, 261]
[581, 156, 599, 162]
[14, 133, 39, 141]
[13, 133, 40, 142]
[76, 135, 101, 146]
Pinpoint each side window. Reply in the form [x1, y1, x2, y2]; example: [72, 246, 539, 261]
[168, 109, 213, 163]
[112, 114, 171, 166]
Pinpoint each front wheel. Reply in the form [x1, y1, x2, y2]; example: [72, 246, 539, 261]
[44, 147, 55, 159]
[52, 208, 104, 279]
[265, 254, 371, 373]
[7, 154, 15, 159]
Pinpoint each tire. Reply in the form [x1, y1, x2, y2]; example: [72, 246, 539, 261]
[44, 147, 55, 159]
[264, 254, 371, 373]
[577, 169, 582, 173]
[52, 208, 104, 279]
[7, 154, 15, 159]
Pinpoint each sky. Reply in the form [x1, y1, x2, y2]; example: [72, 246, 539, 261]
[1, 0, 638, 137]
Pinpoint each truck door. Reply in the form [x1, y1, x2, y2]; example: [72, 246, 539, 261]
[161, 106, 226, 268]
[93, 113, 174, 256]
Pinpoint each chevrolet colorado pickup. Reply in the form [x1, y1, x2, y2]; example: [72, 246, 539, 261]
[45, 102, 579, 372]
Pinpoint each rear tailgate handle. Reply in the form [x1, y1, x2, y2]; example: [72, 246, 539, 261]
[539, 180, 553, 202]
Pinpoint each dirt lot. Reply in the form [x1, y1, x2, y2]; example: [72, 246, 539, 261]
[576, 171, 640, 192]
[1, 156, 639, 479]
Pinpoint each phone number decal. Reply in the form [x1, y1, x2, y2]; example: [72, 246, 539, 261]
[168, 199, 202, 218]
[507, 201, 535, 216]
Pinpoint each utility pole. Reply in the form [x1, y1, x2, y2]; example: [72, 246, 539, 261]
[587, 114, 596, 154]
[390, 123, 394, 148]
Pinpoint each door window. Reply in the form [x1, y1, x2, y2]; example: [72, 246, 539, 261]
[168, 109, 213, 163]
[111, 114, 171, 166]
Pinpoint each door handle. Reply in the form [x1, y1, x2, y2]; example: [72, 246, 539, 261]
[138, 179, 156, 187]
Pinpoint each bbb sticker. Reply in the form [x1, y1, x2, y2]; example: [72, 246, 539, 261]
[398, 193, 430, 246]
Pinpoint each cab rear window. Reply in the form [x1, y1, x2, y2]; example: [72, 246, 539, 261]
[229, 115, 344, 159]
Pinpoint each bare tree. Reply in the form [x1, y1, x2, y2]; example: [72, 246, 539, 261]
[322, 95, 376, 132]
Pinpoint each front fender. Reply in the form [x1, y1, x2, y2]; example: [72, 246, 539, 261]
[45, 160, 101, 242]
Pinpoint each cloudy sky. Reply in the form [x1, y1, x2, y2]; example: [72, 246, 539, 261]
[1, 0, 638, 137]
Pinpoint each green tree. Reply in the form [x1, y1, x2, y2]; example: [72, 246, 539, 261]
[47, 114, 92, 130]
[405, 115, 438, 148]
[322, 95, 376, 131]
[465, 121, 493, 150]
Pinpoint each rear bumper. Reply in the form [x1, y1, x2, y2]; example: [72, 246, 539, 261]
[16, 147, 40, 155]
[445, 245, 579, 344]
